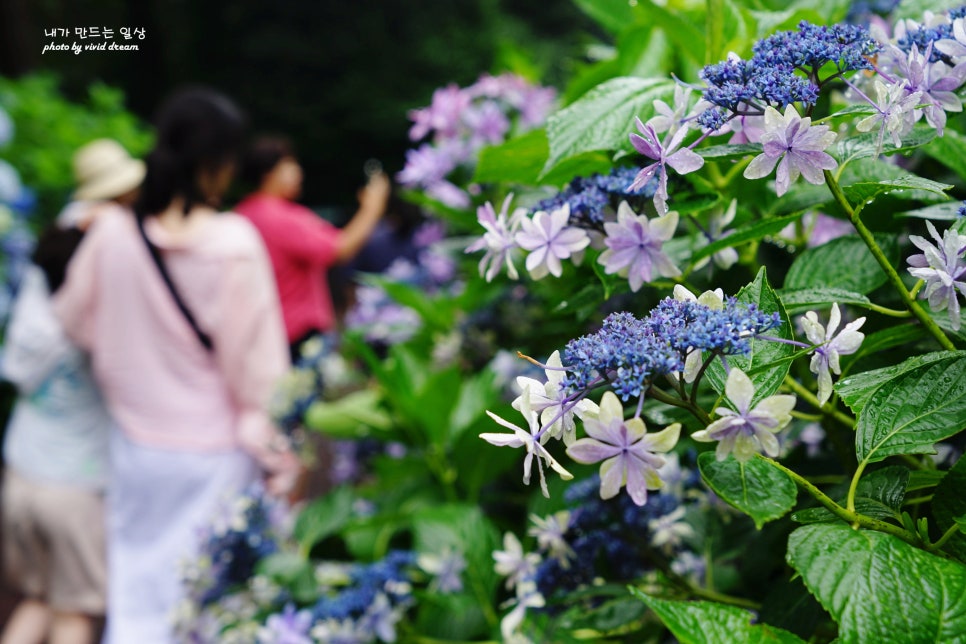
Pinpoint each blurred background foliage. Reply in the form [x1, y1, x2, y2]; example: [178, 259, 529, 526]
[0, 0, 602, 216]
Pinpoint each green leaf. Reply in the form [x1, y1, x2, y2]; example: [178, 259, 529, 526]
[933, 455, 966, 562]
[842, 176, 952, 205]
[907, 469, 947, 493]
[571, 0, 637, 34]
[784, 234, 898, 294]
[855, 354, 966, 465]
[473, 128, 548, 184]
[631, 589, 807, 643]
[921, 128, 966, 181]
[689, 213, 799, 265]
[697, 142, 761, 161]
[706, 267, 795, 403]
[836, 351, 964, 414]
[303, 389, 392, 439]
[414, 592, 490, 640]
[899, 201, 965, 221]
[293, 486, 355, 552]
[894, 0, 965, 20]
[635, 2, 706, 66]
[791, 466, 909, 524]
[787, 523, 966, 644]
[776, 287, 871, 314]
[833, 123, 937, 165]
[256, 552, 317, 603]
[840, 324, 929, 372]
[411, 503, 501, 595]
[698, 452, 798, 529]
[543, 77, 675, 176]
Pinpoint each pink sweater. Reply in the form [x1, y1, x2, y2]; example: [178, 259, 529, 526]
[54, 207, 292, 474]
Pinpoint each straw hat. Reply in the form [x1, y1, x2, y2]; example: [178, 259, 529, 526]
[73, 139, 145, 201]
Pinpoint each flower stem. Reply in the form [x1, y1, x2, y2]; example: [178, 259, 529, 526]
[927, 523, 962, 553]
[782, 375, 855, 428]
[649, 385, 712, 425]
[846, 460, 867, 515]
[759, 455, 925, 548]
[823, 170, 955, 350]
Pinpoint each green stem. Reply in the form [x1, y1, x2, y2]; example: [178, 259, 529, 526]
[761, 455, 924, 548]
[823, 170, 955, 350]
[927, 523, 962, 553]
[846, 460, 867, 515]
[680, 580, 762, 611]
[863, 302, 913, 318]
[782, 375, 855, 428]
[649, 385, 712, 425]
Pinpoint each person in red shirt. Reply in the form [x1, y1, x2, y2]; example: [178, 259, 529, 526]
[234, 136, 390, 361]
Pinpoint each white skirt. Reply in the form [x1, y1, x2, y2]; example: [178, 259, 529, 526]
[103, 429, 257, 644]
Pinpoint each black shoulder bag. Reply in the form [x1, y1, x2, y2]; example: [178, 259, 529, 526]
[136, 215, 214, 351]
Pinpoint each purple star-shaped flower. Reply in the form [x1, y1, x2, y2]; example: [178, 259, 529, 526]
[566, 391, 681, 506]
[691, 368, 796, 462]
[907, 220, 966, 330]
[629, 117, 705, 213]
[515, 204, 590, 279]
[743, 105, 838, 197]
[262, 604, 314, 644]
[597, 201, 681, 292]
[888, 43, 966, 135]
[465, 194, 524, 282]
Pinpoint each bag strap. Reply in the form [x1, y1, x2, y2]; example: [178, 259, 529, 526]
[135, 215, 214, 351]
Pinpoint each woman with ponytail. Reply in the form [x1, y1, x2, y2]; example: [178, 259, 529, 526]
[53, 87, 301, 643]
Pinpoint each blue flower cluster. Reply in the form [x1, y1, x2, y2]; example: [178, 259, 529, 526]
[271, 338, 328, 439]
[698, 21, 879, 130]
[896, 7, 966, 64]
[533, 475, 689, 607]
[846, 0, 902, 25]
[754, 22, 879, 73]
[196, 490, 282, 607]
[311, 551, 416, 621]
[959, 201, 966, 218]
[530, 166, 658, 229]
[561, 299, 781, 401]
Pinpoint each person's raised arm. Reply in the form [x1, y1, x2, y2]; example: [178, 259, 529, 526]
[334, 171, 391, 263]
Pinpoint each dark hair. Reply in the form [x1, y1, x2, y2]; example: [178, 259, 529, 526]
[32, 225, 85, 293]
[134, 86, 247, 218]
[241, 135, 294, 188]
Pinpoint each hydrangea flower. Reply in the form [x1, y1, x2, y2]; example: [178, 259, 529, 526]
[407, 83, 469, 140]
[888, 43, 966, 134]
[743, 105, 838, 197]
[672, 285, 725, 383]
[512, 350, 599, 445]
[647, 84, 699, 135]
[597, 201, 681, 292]
[514, 204, 591, 279]
[628, 117, 705, 213]
[566, 391, 681, 506]
[854, 78, 921, 155]
[481, 385, 574, 497]
[493, 532, 540, 591]
[691, 368, 796, 462]
[907, 220, 966, 330]
[528, 511, 574, 567]
[802, 303, 866, 405]
[465, 194, 525, 281]
[417, 548, 466, 593]
[648, 506, 695, 552]
[692, 199, 739, 271]
[258, 604, 314, 644]
[500, 581, 545, 641]
[530, 166, 658, 230]
[359, 592, 406, 643]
